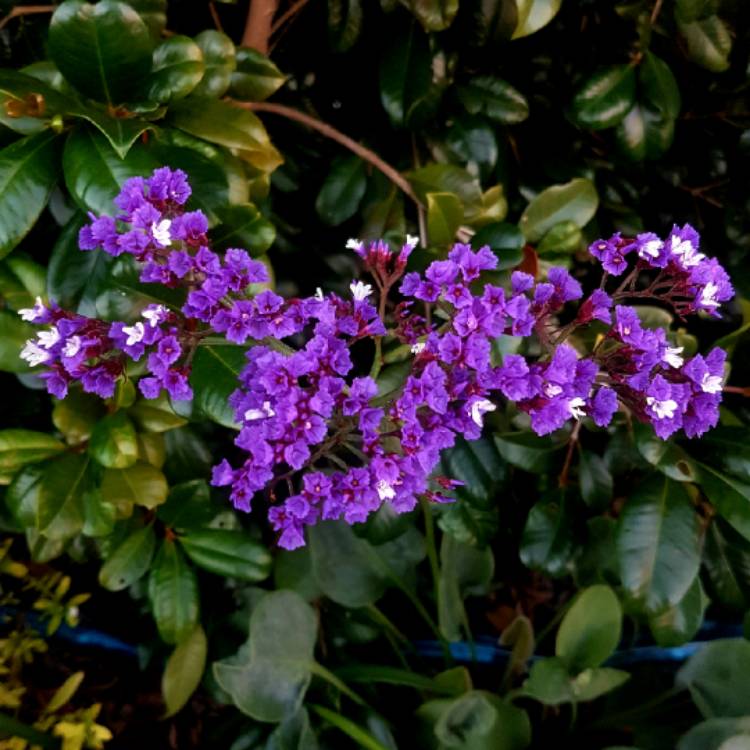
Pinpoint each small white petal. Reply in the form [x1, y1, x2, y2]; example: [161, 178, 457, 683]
[663, 346, 684, 368]
[469, 399, 496, 427]
[568, 397, 587, 420]
[411, 342, 426, 354]
[18, 296, 46, 322]
[646, 396, 679, 420]
[701, 373, 723, 394]
[62, 336, 82, 358]
[37, 327, 60, 350]
[350, 280, 373, 301]
[314, 287, 325, 301]
[405, 234, 419, 249]
[20, 339, 50, 367]
[151, 219, 172, 247]
[122, 322, 145, 346]
[639, 239, 663, 259]
[376, 480, 396, 501]
[244, 401, 275, 422]
[142, 305, 168, 327]
[700, 282, 720, 308]
[544, 383, 563, 398]
[346, 238, 362, 250]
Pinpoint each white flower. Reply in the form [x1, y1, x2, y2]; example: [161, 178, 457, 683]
[670, 235, 705, 268]
[662, 346, 684, 368]
[20, 339, 50, 367]
[244, 401, 275, 421]
[314, 287, 325, 301]
[122, 322, 145, 346]
[62, 336, 82, 358]
[646, 396, 678, 420]
[350, 280, 373, 301]
[18, 296, 46, 322]
[346, 238, 362, 250]
[701, 372, 723, 394]
[411, 342, 426, 354]
[469, 399, 496, 427]
[567, 397, 586, 420]
[37, 327, 60, 349]
[638, 239, 663, 260]
[543, 383, 563, 398]
[405, 234, 419, 249]
[142, 304, 168, 328]
[376, 480, 396, 501]
[151, 219, 172, 247]
[700, 282, 721, 309]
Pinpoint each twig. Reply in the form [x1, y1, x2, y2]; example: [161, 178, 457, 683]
[230, 99, 422, 207]
[208, 1, 224, 32]
[0, 4, 54, 31]
[411, 135, 428, 246]
[242, 0, 279, 53]
[558, 421, 582, 488]
[723, 385, 750, 397]
[270, 0, 310, 35]
[650, 0, 664, 25]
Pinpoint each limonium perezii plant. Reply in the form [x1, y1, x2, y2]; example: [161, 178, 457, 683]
[19, 168, 734, 549]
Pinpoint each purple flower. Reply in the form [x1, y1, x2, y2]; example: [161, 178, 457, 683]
[590, 387, 618, 427]
[589, 233, 631, 276]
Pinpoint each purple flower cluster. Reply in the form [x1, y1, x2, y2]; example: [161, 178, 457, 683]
[20, 167, 736, 550]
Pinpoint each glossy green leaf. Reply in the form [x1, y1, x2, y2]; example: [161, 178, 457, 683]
[179, 529, 272, 582]
[556, 584, 622, 672]
[456, 77, 529, 124]
[0, 131, 60, 259]
[677, 639, 750, 718]
[570, 667, 630, 702]
[0, 430, 65, 473]
[316, 154, 367, 226]
[678, 718, 750, 750]
[144, 35, 205, 103]
[409, 164, 482, 222]
[678, 16, 731, 73]
[156, 479, 212, 530]
[379, 22, 432, 127]
[162, 623, 207, 718]
[163, 428, 212, 484]
[128, 0, 166, 39]
[99, 523, 156, 591]
[89, 411, 139, 469]
[427, 192, 463, 246]
[522, 658, 573, 704]
[616, 104, 675, 162]
[698, 427, 750, 483]
[649, 576, 708, 647]
[101, 461, 168, 511]
[692, 461, 750, 543]
[148, 538, 200, 644]
[129, 395, 188, 432]
[401, 0, 458, 31]
[309, 522, 425, 608]
[0, 254, 46, 311]
[579, 451, 613, 510]
[471, 222, 525, 270]
[81, 486, 116, 537]
[537, 220, 582, 255]
[640, 52, 681, 119]
[69, 104, 151, 159]
[520, 494, 575, 577]
[51, 391, 103, 446]
[190, 30, 236, 98]
[328, 0, 363, 52]
[494, 432, 562, 473]
[0, 310, 36, 372]
[213, 590, 317, 722]
[63, 127, 157, 216]
[168, 98, 282, 173]
[229, 47, 287, 102]
[191, 344, 246, 428]
[48, 0, 154, 104]
[210, 203, 275, 255]
[571, 66, 636, 130]
[703, 519, 750, 611]
[512, 0, 563, 39]
[616, 475, 703, 614]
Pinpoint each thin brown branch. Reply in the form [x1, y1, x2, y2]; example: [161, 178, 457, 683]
[242, 0, 279, 54]
[208, 1, 224, 32]
[0, 4, 54, 31]
[231, 99, 422, 207]
[558, 421, 582, 488]
[650, 0, 664, 25]
[723, 385, 750, 397]
[270, 0, 310, 35]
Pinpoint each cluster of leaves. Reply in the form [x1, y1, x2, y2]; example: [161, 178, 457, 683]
[2, 0, 750, 748]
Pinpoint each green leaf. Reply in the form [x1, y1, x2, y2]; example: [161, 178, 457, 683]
[0, 309, 36, 373]
[213, 590, 317, 722]
[699, 428, 750, 483]
[456, 77, 529, 124]
[63, 127, 157, 216]
[101, 461, 168, 512]
[401, 0, 459, 31]
[556, 584, 622, 672]
[570, 667, 630, 702]
[494, 432, 562, 473]
[179, 529, 272, 582]
[316, 154, 367, 226]
[191, 344, 246, 428]
[677, 639, 750, 718]
[334, 665, 459, 696]
[519, 178, 599, 243]
[649, 576, 708, 647]
[0, 132, 60, 259]
[230, 47, 287, 102]
[328, 0, 363, 52]
[168, 98, 282, 173]
[309, 522, 425, 608]
[678, 16, 731, 72]
[691, 461, 750, 542]
[98, 523, 156, 591]
[157, 479, 213, 529]
[0, 254, 46, 311]
[427, 192, 463, 246]
[81, 486, 116, 537]
[522, 658, 573, 704]
[409, 164, 482, 222]
[89, 411, 139, 469]
[379, 22, 432, 128]
[48, 0, 154, 104]
[163, 428, 212, 484]
[129, 395, 188, 432]
[520, 493, 575, 577]
[703, 518, 750, 611]
[127, 0, 166, 38]
[471, 222, 525, 270]
[210, 203, 275, 256]
[615, 104, 675, 162]
[678, 718, 750, 750]
[536, 220, 582, 255]
[579, 451, 613, 510]
[52, 390, 103, 446]
[616, 475, 703, 614]
[162, 623, 207, 718]
[149, 538, 200, 644]
[640, 52, 681, 119]
[571, 66, 636, 130]
[438, 535, 494, 640]
[144, 35, 205, 103]
[512, 0, 562, 39]
[190, 30, 236, 99]
[0, 430, 65, 473]
[69, 104, 151, 159]
[634, 426, 697, 483]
